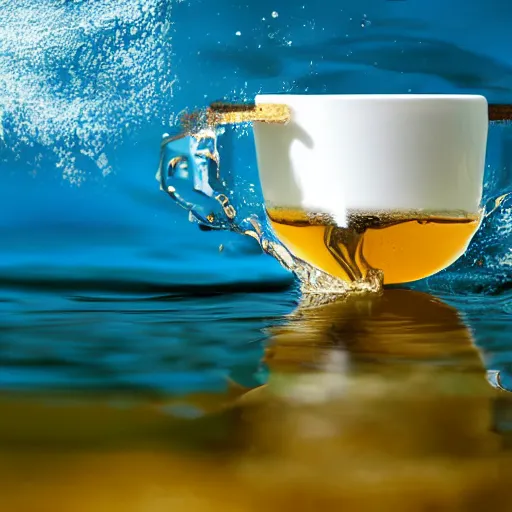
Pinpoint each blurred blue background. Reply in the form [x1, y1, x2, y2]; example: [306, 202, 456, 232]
[2, 0, 512, 290]
[1, 0, 512, 398]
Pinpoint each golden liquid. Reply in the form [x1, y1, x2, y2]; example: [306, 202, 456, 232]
[268, 208, 481, 285]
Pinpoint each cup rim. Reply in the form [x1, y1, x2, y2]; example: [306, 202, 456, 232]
[255, 93, 487, 101]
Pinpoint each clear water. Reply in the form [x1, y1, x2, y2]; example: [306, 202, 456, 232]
[2, 0, 512, 509]
[157, 127, 384, 294]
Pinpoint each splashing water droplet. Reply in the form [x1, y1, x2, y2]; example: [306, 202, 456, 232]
[157, 126, 383, 296]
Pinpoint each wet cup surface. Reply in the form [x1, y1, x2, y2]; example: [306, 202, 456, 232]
[253, 94, 488, 284]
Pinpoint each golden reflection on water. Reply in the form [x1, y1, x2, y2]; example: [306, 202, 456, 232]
[1, 289, 511, 512]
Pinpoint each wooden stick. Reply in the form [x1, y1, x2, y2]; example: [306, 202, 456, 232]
[179, 102, 512, 134]
[488, 104, 512, 122]
[180, 103, 291, 133]
[208, 102, 291, 125]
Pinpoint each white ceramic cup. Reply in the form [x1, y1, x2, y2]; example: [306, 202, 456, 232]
[253, 94, 488, 226]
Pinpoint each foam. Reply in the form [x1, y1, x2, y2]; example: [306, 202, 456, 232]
[0, 0, 174, 184]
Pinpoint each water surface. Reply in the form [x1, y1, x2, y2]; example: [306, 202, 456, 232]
[2, 1, 512, 510]
[1, 285, 512, 511]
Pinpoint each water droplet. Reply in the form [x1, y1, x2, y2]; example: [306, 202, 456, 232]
[158, 124, 384, 296]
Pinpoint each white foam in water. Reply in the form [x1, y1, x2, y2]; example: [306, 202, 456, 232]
[0, 0, 174, 184]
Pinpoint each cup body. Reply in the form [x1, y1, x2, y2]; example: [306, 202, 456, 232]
[253, 94, 488, 224]
[252, 94, 488, 284]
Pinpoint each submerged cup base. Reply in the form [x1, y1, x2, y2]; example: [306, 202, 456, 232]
[267, 207, 481, 285]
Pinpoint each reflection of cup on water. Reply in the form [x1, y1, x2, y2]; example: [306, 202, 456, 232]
[238, 290, 506, 480]
[240, 289, 486, 407]
[264, 289, 484, 376]
[254, 94, 488, 284]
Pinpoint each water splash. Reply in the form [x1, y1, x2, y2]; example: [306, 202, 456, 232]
[416, 189, 512, 296]
[156, 127, 383, 295]
[156, 114, 512, 297]
[0, 0, 174, 184]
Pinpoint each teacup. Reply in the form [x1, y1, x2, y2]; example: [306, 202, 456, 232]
[252, 94, 488, 284]
[161, 94, 489, 285]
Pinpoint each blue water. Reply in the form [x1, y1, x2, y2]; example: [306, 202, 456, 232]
[1, 0, 512, 405]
